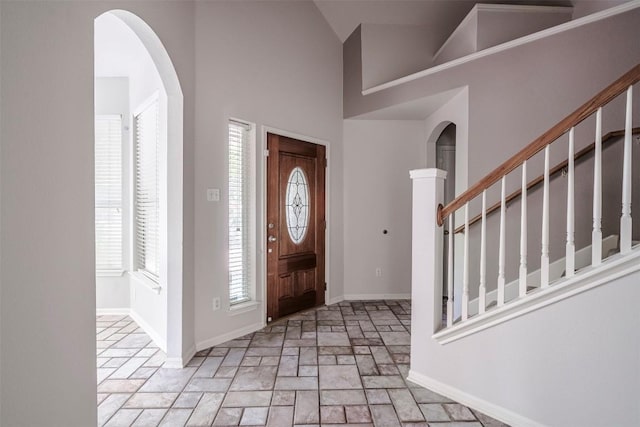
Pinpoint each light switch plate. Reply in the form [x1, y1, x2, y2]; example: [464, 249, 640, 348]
[207, 188, 220, 202]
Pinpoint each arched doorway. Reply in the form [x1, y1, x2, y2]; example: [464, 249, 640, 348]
[94, 10, 185, 367]
[432, 123, 456, 304]
[436, 123, 456, 209]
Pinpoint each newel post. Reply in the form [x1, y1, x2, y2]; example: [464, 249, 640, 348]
[410, 169, 447, 340]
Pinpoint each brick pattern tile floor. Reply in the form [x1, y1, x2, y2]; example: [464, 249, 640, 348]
[96, 300, 508, 426]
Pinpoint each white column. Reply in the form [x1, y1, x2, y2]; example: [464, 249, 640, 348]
[566, 128, 576, 278]
[479, 191, 487, 314]
[620, 86, 633, 253]
[447, 213, 454, 327]
[519, 161, 528, 297]
[541, 145, 550, 288]
[592, 107, 603, 266]
[497, 176, 506, 305]
[462, 203, 470, 321]
[410, 168, 447, 345]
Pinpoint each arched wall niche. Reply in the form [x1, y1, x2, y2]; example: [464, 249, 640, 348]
[426, 120, 454, 168]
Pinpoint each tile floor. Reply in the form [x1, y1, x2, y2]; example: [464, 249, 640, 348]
[97, 300, 508, 426]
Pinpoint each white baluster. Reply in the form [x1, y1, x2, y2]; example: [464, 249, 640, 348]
[462, 204, 469, 321]
[447, 213, 454, 327]
[620, 86, 633, 253]
[541, 145, 550, 288]
[519, 161, 528, 297]
[592, 107, 603, 266]
[479, 190, 487, 314]
[566, 128, 576, 277]
[497, 176, 506, 305]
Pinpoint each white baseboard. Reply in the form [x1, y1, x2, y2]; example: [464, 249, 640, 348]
[196, 321, 265, 352]
[407, 369, 543, 427]
[96, 308, 130, 316]
[164, 344, 196, 369]
[343, 293, 411, 300]
[129, 309, 167, 353]
[163, 358, 184, 369]
[326, 296, 344, 305]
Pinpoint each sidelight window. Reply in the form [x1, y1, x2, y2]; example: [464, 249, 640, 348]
[134, 96, 160, 281]
[95, 115, 123, 273]
[228, 119, 255, 306]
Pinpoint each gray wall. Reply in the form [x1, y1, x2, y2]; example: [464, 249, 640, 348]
[476, 6, 572, 50]
[1, 0, 343, 425]
[361, 23, 433, 90]
[572, 0, 633, 18]
[343, 120, 426, 298]
[433, 12, 478, 66]
[345, 5, 640, 297]
[2, 3, 100, 424]
[1, 2, 197, 425]
[192, 0, 343, 345]
[345, 6, 640, 146]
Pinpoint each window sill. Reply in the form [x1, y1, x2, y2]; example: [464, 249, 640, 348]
[128, 271, 162, 295]
[228, 300, 260, 316]
[97, 269, 125, 277]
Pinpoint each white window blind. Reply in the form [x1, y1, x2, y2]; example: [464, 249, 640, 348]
[134, 99, 160, 281]
[228, 120, 254, 305]
[95, 115, 123, 272]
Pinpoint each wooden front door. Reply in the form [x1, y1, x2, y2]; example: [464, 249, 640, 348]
[266, 133, 326, 322]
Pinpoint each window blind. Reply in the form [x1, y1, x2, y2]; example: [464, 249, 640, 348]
[95, 115, 123, 272]
[228, 121, 253, 305]
[134, 100, 160, 281]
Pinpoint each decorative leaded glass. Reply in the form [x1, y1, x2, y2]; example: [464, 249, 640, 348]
[285, 166, 310, 244]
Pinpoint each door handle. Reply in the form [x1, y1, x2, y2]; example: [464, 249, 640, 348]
[268, 235, 277, 243]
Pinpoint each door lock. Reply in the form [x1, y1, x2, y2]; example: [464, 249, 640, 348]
[268, 235, 277, 243]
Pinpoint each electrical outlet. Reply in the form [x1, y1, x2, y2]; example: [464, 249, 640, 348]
[212, 297, 221, 311]
[375, 268, 382, 277]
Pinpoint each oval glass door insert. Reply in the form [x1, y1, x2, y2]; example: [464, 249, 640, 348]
[285, 166, 310, 244]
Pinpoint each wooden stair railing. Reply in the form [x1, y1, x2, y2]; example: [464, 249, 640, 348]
[438, 63, 640, 226]
[439, 62, 640, 328]
[453, 127, 640, 234]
